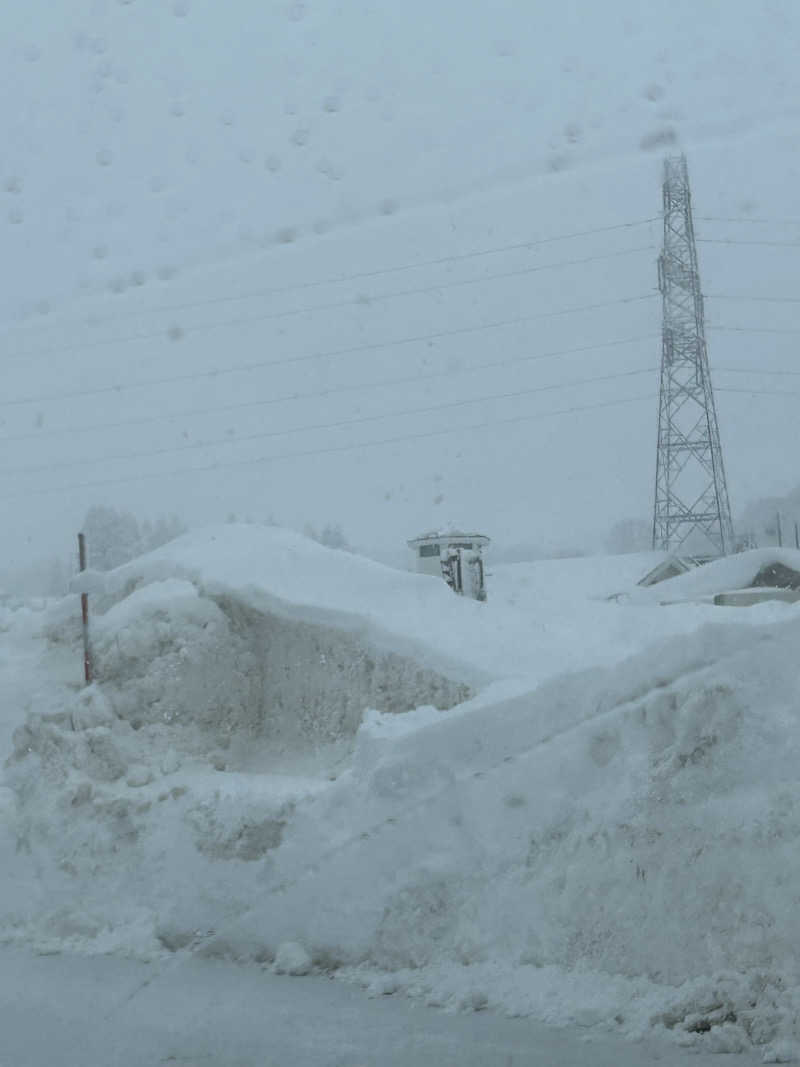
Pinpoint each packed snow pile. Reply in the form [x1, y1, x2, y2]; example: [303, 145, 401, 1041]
[5, 527, 800, 1058]
[186, 614, 800, 1054]
[632, 547, 800, 605]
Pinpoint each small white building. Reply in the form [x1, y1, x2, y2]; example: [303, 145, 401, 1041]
[408, 530, 490, 576]
[407, 530, 490, 601]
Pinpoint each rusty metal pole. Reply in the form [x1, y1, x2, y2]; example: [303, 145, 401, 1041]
[78, 532, 93, 685]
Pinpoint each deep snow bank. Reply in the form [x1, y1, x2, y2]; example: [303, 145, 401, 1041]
[632, 548, 800, 605]
[7, 528, 800, 1057]
[3, 531, 471, 953]
[196, 614, 800, 1055]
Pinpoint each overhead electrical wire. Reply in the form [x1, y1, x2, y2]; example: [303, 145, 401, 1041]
[0, 367, 657, 479]
[714, 366, 800, 377]
[3, 247, 656, 367]
[697, 237, 800, 248]
[707, 324, 800, 336]
[697, 215, 800, 226]
[0, 216, 659, 340]
[0, 333, 658, 445]
[717, 386, 800, 398]
[0, 392, 655, 503]
[707, 293, 800, 303]
[0, 295, 657, 410]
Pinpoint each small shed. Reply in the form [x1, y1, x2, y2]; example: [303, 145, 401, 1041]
[408, 530, 490, 577]
[713, 560, 800, 607]
[637, 555, 711, 588]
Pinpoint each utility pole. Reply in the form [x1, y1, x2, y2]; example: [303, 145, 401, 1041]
[78, 532, 93, 685]
[652, 155, 734, 557]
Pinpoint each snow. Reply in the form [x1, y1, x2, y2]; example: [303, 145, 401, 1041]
[273, 940, 313, 976]
[4, 527, 800, 1059]
[631, 548, 800, 605]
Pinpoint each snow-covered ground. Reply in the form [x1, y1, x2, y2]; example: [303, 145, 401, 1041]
[3, 526, 800, 1062]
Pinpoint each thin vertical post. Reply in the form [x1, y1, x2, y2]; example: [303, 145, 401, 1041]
[776, 513, 783, 548]
[794, 522, 799, 550]
[78, 533, 93, 685]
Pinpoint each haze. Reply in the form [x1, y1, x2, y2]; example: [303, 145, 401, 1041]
[2, 0, 798, 572]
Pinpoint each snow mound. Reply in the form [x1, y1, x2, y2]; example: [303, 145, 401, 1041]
[200, 614, 800, 1053]
[273, 941, 313, 976]
[3, 541, 471, 955]
[8, 527, 800, 1055]
[633, 548, 800, 604]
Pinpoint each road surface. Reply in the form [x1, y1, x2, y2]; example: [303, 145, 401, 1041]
[0, 946, 762, 1066]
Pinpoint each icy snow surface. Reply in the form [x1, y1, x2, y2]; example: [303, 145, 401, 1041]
[4, 526, 800, 1060]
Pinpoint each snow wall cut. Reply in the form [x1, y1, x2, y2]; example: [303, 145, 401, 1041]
[3, 578, 471, 954]
[89, 579, 470, 757]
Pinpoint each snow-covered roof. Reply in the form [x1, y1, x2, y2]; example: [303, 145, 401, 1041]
[632, 547, 800, 603]
[407, 530, 490, 548]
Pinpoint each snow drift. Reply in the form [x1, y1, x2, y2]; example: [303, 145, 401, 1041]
[6, 528, 800, 1058]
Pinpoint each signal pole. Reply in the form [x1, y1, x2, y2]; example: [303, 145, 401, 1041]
[652, 155, 734, 556]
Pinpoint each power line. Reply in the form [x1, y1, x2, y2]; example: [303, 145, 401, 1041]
[0, 367, 656, 478]
[0, 332, 658, 445]
[706, 293, 800, 304]
[3, 245, 655, 367]
[0, 392, 654, 502]
[698, 215, 800, 226]
[0, 217, 658, 341]
[0, 294, 656, 410]
[715, 366, 800, 377]
[698, 237, 800, 248]
[717, 386, 800, 397]
[708, 324, 800, 336]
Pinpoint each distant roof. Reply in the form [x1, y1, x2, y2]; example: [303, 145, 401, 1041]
[637, 555, 696, 587]
[407, 530, 490, 548]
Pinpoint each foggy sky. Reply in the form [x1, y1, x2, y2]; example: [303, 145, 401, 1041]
[2, 0, 799, 570]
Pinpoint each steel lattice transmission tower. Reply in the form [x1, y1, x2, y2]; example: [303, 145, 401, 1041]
[652, 155, 734, 556]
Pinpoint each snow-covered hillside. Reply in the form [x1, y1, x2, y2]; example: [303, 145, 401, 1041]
[3, 527, 800, 1060]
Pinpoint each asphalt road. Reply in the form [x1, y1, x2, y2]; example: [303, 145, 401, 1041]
[0, 947, 763, 1067]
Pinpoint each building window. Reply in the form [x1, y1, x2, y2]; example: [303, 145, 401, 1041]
[419, 543, 441, 557]
[451, 542, 473, 550]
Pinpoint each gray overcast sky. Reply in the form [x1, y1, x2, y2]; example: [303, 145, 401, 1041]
[2, 0, 800, 568]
